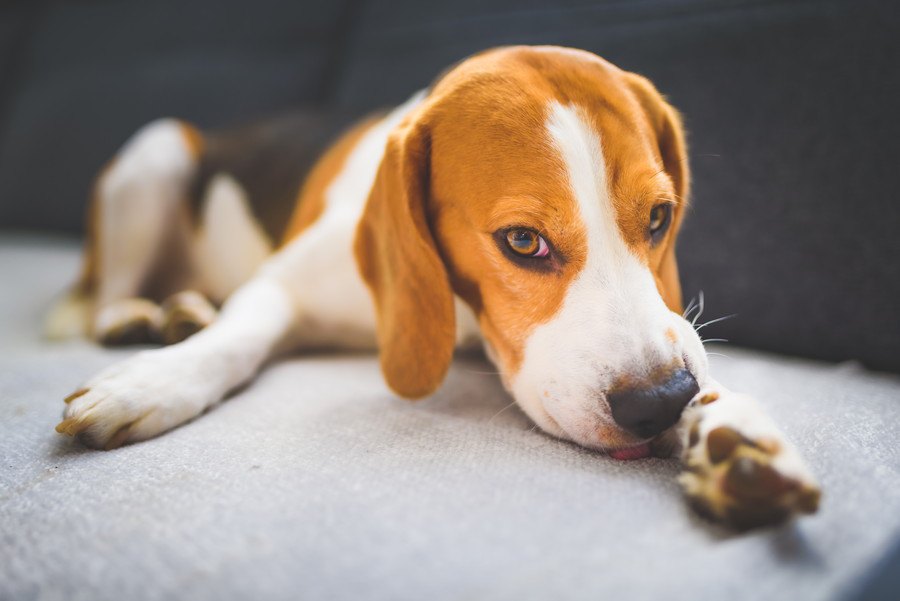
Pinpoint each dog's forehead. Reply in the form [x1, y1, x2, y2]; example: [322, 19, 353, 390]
[428, 46, 668, 245]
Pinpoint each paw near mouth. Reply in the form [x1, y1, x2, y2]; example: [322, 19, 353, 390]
[679, 423, 821, 530]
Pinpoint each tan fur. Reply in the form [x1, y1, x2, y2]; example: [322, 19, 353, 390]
[354, 115, 458, 398]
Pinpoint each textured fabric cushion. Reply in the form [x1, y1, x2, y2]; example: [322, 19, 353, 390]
[1, 236, 899, 601]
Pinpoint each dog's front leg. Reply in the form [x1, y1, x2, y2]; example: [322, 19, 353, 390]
[675, 381, 822, 530]
[56, 277, 297, 449]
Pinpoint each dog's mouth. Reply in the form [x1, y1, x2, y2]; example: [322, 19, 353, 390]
[608, 426, 683, 460]
[608, 442, 653, 460]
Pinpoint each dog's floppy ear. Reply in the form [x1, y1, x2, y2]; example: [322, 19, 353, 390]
[354, 112, 456, 399]
[625, 72, 691, 314]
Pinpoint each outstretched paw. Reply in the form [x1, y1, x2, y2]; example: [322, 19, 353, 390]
[679, 391, 821, 530]
[56, 347, 219, 449]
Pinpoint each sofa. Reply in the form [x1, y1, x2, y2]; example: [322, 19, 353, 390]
[1, 1, 898, 599]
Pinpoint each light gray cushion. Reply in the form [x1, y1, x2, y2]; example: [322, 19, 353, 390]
[1, 235, 899, 601]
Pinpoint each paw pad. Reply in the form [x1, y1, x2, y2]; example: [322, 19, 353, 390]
[706, 426, 750, 464]
[680, 423, 821, 530]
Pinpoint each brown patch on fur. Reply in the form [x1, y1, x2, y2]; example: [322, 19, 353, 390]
[282, 115, 380, 244]
[179, 121, 205, 158]
[355, 115, 458, 398]
[420, 49, 589, 377]
[191, 111, 361, 246]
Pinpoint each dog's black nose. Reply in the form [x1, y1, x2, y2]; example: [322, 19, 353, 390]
[607, 369, 699, 439]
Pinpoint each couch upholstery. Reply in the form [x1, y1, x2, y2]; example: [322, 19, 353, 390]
[2, 237, 900, 600]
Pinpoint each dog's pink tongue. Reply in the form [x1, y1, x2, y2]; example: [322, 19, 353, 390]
[609, 443, 652, 460]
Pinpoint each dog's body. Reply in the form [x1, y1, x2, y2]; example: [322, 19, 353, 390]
[50, 46, 820, 529]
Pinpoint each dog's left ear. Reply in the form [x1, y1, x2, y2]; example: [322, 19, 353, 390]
[354, 109, 457, 399]
[625, 72, 691, 314]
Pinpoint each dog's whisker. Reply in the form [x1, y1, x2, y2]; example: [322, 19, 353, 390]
[694, 313, 737, 332]
[702, 338, 729, 344]
[691, 290, 706, 326]
[488, 400, 518, 423]
[705, 352, 731, 359]
[682, 296, 698, 319]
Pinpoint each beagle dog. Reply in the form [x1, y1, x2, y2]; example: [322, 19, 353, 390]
[48, 46, 820, 529]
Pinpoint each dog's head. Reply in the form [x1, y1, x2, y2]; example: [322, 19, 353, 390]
[356, 46, 708, 453]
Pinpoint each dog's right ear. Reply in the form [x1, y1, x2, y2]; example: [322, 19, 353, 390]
[354, 112, 457, 399]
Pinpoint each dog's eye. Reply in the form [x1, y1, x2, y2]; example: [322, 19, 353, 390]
[649, 203, 673, 243]
[505, 228, 549, 258]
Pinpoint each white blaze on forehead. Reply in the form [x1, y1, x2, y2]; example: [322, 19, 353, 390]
[542, 100, 655, 337]
[508, 101, 701, 447]
[545, 102, 621, 261]
[543, 101, 647, 288]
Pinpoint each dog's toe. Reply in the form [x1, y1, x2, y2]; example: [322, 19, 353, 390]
[161, 290, 218, 345]
[55, 348, 222, 450]
[94, 299, 164, 346]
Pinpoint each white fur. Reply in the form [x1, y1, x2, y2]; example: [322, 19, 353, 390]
[95, 119, 196, 311]
[196, 173, 273, 303]
[509, 102, 708, 450]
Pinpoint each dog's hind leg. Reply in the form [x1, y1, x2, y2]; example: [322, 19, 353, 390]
[46, 118, 203, 345]
[94, 119, 203, 345]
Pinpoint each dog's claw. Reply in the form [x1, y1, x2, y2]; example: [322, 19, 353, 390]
[55, 416, 85, 436]
[64, 388, 89, 404]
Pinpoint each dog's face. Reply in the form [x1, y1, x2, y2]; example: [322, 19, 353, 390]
[357, 46, 708, 453]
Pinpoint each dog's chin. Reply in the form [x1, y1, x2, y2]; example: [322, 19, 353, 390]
[525, 403, 654, 457]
